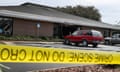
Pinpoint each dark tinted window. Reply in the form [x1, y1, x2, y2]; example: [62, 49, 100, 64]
[78, 31, 83, 35]
[118, 35, 120, 38]
[86, 31, 92, 36]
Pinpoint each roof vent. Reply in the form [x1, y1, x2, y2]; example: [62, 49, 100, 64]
[21, 2, 55, 9]
[21, 2, 33, 6]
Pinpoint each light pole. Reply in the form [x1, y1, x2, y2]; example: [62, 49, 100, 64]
[36, 23, 40, 37]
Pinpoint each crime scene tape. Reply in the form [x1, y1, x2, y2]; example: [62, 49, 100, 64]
[0, 44, 120, 64]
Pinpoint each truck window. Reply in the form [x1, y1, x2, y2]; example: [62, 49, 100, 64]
[86, 31, 92, 36]
[72, 31, 78, 36]
[92, 31, 102, 37]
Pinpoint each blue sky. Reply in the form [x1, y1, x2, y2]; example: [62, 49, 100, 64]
[0, 0, 120, 25]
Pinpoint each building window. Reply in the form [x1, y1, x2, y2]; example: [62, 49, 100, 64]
[103, 30, 110, 37]
[112, 31, 120, 35]
[0, 16, 13, 36]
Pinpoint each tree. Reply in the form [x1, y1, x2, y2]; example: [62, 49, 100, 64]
[57, 5, 101, 21]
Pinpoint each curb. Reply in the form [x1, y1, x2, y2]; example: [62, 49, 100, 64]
[0, 41, 15, 45]
[0, 41, 63, 45]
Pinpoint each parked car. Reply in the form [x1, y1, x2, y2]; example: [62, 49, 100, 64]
[64, 30, 103, 47]
[104, 34, 120, 45]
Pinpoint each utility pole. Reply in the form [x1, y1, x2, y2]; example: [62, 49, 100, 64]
[36, 23, 40, 37]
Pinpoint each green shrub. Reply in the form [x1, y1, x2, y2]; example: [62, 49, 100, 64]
[102, 64, 120, 69]
[0, 35, 63, 41]
[0, 35, 6, 40]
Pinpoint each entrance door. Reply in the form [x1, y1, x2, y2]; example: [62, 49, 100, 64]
[0, 16, 13, 36]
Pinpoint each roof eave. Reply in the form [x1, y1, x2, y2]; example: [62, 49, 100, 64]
[0, 10, 120, 30]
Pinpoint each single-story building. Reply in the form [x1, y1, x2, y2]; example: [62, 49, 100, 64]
[0, 2, 120, 38]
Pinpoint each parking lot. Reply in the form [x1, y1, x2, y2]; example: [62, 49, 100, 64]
[13, 41, 120, 52]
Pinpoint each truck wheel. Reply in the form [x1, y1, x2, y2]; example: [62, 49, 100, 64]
[111, 43, 115, 46]
[105, 40, 110, 45]
[82, 40, 88, 47]
[75, 43, 79, 46]
[64, 39, 70, 45]
[93, 43, 98, 48]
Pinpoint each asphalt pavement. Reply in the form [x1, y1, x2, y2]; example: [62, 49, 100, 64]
[1, 63, 85, 72]
[13, 41, 120, 52]
[0, 41, 120, 72]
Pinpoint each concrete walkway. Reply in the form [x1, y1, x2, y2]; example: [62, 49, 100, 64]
[0, 41, 62, 45]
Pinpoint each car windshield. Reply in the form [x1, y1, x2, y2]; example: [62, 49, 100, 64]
[92, 30, 103, 37]
[72, 31, 78, 36]
[112, 34, 117, 38]
[112, 34, 120, 38]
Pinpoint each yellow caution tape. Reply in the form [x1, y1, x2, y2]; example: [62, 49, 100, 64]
[0, 44, 120, 64]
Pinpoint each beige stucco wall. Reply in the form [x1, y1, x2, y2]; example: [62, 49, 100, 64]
[13, 18, 54, 36]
